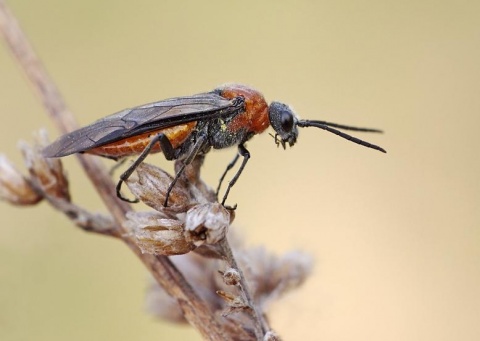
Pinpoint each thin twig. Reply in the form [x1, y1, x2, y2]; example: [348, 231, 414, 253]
[0, 2, 228, 339]
[45, 195, 118, 236]
[219, 238, 269, 340]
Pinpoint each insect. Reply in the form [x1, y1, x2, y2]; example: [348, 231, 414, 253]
[43, 83, 386, 207]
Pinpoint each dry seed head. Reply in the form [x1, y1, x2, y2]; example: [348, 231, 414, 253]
[19, 131, 70, 201]
[125, 162, 191, 212]
[185, 203, 231, 246]
[216, 290, 248, 311]
[222, 268, 241, 286]
[124, 211, 194, 255]
[238, 249, 312, 307]
[0, 154, 42, 205]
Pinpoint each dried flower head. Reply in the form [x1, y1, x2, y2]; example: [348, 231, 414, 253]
[125, 162, 190, 212]
[217, 289, 249, 314]
[124, 161, 234, 257]
[0, 154, 42, 205]
[221, 268, 241, 286]
[124, 211, 195, 255]
[237, 248, 313, 308]
[19, 130, 70, 201]
[185, 203, 231, 246]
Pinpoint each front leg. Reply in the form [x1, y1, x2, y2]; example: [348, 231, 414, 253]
[221, 143, 250, 207]
[216, 153, 240, 200]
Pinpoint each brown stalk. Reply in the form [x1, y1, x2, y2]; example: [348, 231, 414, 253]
[0, 1, 228, 339]
[219, 238, 269, 338]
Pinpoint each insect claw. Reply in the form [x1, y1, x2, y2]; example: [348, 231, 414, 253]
[119, 195, 140, 204]
[222, 203, 237, 211]
[116, 179, 140, 203]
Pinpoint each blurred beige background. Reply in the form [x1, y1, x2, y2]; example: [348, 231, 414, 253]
[1, 0, 479, 340]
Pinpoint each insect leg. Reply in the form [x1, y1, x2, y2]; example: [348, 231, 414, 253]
[215, 153, 240, 200]
[163, 133, 208, 207]
[221, 143, 250, 207]
[116, 133, 175, 203]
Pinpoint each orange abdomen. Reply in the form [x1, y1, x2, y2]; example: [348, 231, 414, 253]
[87, 122, 197, 158]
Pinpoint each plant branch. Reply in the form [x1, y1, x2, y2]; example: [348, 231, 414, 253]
[45, 195, 118, 236]
[219, 238, 269, 339]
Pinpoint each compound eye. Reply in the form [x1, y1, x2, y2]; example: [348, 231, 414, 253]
[280, 111, 294, 132]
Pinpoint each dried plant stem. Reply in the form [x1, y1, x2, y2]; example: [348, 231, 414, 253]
[220, 239, 269, 339]
[0, 2, 228, 339]
[46, 195, 117, 236]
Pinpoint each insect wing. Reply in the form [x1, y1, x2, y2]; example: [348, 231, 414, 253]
[43, 93, 241, 157]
